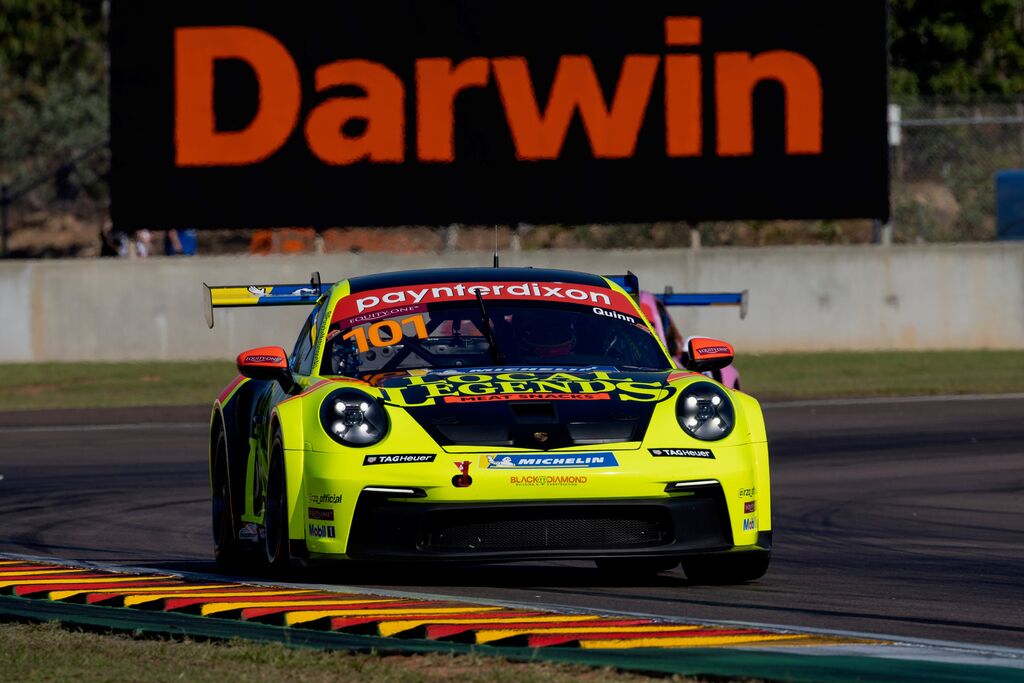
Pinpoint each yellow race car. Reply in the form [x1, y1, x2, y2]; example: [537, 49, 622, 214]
[205, 268, 771, 581]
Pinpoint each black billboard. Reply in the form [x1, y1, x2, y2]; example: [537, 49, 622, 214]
[110, 1, 889, 229]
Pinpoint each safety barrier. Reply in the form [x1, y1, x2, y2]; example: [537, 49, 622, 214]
[1, 243, 1022, 361]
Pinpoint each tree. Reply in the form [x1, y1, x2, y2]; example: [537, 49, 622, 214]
[891, 0, 1024, 97]
[0, 0, 107, 184]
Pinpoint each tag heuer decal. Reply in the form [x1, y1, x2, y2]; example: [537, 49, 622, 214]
[649, 448, 715, 459]
[362, 454, 436, 465]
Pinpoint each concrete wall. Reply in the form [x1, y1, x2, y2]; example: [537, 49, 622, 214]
[1, 243, 1022, 362]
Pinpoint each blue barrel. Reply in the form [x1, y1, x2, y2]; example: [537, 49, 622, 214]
[996, 170, 1024, 240]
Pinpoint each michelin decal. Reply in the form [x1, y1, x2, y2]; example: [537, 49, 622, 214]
[483, 452, 618, 469]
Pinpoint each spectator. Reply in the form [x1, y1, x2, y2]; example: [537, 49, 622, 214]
[165, 228, 198, 256]
[99, 219, 130, 257]
[130, 229, 154, 258]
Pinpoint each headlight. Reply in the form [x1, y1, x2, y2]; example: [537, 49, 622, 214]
[319, 389, 389, 447]
[676, 382, 735, 441]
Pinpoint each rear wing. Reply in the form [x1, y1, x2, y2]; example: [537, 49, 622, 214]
[604, 272, 640, 297]
[605, 273, 747, 319]
[204, 272, 325, 328]
[655, 288, 749, 319]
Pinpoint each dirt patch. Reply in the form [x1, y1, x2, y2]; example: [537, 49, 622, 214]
[7, 211, 103, 258]
[11, 383, 64, 397]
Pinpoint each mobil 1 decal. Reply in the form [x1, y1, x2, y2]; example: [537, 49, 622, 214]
[111, 1, 888, 230]
[380, 370, 676, 407]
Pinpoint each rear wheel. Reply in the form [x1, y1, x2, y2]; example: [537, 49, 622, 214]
[681, 553, 770, 584]
[211, 427, 244, 567]
[594, 557, 680, 576]
[263, 434, 291, 574]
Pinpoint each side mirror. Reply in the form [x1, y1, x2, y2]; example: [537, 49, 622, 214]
[236, 346, 295, 393]
[682, 337, 734, 373]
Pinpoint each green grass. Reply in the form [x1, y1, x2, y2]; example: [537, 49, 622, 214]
[738, 350, 1024, 400]
[0, 351, 1022, 411]
[0, 621, 713, 683]
[0, 361, 236, 411]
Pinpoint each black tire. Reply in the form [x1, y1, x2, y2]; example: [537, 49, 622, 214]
[681, 553, 770, 584]
[263, 434, 291, 573]
[211, 427, 244, 567]
[594, 557, 680, 576]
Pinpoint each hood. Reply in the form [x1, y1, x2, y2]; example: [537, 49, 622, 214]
[366, 367, 684, 451]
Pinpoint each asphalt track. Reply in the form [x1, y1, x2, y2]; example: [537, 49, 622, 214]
[0, 396, 1021, 650]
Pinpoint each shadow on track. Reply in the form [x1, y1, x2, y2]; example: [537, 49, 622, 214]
[139, 559, 695, 590]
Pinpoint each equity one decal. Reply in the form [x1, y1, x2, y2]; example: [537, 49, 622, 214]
[381, 370, 676, 406]
[174, 17, 822, 167]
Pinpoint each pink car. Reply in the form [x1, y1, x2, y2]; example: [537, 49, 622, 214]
[638, 289, 748, 391]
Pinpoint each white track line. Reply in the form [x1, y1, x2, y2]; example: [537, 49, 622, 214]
[0, 422, 207, 434]
[3, 552, 1022, 669]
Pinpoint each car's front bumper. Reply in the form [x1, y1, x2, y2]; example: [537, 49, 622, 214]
[291, 440, 770, 562]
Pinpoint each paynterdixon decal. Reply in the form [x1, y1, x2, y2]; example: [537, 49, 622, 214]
[381, 371, 675, 407]
[483, 453, 618, 469]
[331, 281, 638, 322]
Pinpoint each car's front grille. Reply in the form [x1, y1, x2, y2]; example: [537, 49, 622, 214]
[418, 506, 673, 552]
[406, 399, 656, 450]
[344, 490, 731, 560]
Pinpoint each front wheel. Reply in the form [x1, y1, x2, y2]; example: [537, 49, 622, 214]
[263, 434, 291, 574]
[681, 553, 770, 584]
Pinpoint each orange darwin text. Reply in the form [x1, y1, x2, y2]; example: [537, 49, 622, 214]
[174, 17, 823, 167]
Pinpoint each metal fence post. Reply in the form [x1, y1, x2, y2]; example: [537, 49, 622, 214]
[1, 184, 9, 258]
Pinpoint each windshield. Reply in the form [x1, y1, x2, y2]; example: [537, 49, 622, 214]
[320, 295, 670, 376]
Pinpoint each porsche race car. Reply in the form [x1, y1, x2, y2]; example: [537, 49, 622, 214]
[205, 268, 771, 582]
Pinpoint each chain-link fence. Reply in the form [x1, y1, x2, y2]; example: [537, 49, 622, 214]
[892, 99, 1024, 243]
[0, 140, 109, 258]
[2, 100, 1023, 257]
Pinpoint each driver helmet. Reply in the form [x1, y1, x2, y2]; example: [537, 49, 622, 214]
[330, 332, 362, 374]
[517, 312, 577, 357]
